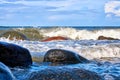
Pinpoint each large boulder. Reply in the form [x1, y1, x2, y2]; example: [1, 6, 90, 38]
[0, 62, 15, 80]
[0, 30, 28, 40]
[98, 36, 119, 40]
[43, 49, 89, 64]
[0, 42, 32, 67]
[25, 67, 104, 80]
[42, 36, 69, 42]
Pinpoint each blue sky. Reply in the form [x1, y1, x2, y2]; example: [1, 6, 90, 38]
[0, 0, 120, 26]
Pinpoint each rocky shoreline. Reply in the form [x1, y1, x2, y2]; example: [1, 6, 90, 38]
[0, 41, 104, 80]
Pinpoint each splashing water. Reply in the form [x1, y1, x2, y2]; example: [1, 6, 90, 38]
[0, 27, 120, 80]
[8, 27, 120, 40]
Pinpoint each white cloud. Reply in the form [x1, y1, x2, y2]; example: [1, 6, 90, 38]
[0, 0, 100, 11]
[105, 1, 120, 17]
[0, 0, 9, 3]
[0, 0, 72, 7]
[0, 0, 100, 16]
[0, 0, 106, 24]
[0, 0, 76, 12]
[0, 6, 28, 13]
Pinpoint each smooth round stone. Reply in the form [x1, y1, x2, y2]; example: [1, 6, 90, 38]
[43, 49, 89, 64]
[0, 42, 32, 67]
[98, 36, 119, 40]
[0, 62, 15, 80]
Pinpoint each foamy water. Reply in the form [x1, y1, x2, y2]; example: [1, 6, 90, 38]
[0, 38, 120, 80]
[0, 38, 120, 60]
[0, 27, 120, 80]
[10, 27, 120, 40]
[40, 28, 120, 40]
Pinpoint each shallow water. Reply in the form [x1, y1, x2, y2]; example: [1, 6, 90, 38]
[11, 58, 120, 80]
[0, 27, 120, 80]
[0, 38, 119, 80]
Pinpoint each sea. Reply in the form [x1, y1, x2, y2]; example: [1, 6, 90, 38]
[0, 26, 120, 80]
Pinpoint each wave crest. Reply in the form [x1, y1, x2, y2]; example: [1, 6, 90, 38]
[0, 27, 120, 40]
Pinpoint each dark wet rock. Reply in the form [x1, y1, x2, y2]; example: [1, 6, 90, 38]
[0, 62, 15, 80]
[0, 30, 28, 40]
[0, 42, 32, 67]
[43, 49, 89, 64]
[98, 36, 119, 40]
[42, 36, 69, 42]
[25, 67, 104, 80]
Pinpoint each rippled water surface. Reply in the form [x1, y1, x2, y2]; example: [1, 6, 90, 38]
[0, 27, 120, 80]
[0, 40, 118, 80]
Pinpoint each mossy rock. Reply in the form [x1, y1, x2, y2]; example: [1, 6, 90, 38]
[0, 30, 28, 40]
[15, 28, 44, 41]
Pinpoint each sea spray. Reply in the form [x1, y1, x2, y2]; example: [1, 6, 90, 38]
[0, 27, 120, 80]
[0, 38, 119, 60]
[42, 28, 120, 40]
[0, 27, 120, 40]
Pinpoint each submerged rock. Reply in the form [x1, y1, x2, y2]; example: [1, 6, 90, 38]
[0, 62, 15, 80]
[42, 36, 69, 42]
[0, 42, 32, 67]
[0, 30, 28, 40]
[43, 49, 89, 64]
[25, 67, 104, 80]
[98, 36, 119, 40]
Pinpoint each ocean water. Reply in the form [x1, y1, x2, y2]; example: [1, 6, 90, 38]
[0, 26, 120, 80]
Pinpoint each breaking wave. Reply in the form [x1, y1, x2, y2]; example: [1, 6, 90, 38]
[0, 27, 120, 80]
[0, 27, 119, 40]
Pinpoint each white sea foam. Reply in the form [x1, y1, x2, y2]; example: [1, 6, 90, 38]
[0, 38, 119, 62]
[0, 27, 120, 80]
[0, 38, 119, 80]
[42, 28, 120, 40]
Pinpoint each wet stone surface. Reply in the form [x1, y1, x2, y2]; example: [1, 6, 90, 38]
[13, 65, 103, 80]
[43, 49, 89, 64]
